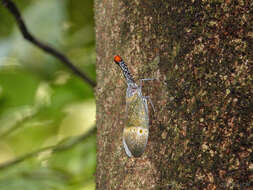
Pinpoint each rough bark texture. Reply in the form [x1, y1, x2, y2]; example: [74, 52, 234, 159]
[95, 0, 252, 189]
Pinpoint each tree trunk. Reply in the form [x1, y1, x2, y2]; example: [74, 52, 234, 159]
[95, 0, 252, 189]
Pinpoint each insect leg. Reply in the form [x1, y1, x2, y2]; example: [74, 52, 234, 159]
[143, 96, 155, 112]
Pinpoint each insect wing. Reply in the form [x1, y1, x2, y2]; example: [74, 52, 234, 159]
[123, 91, 149, 157]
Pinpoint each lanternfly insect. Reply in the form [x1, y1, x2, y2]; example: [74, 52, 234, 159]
[114, 55, 154, 157]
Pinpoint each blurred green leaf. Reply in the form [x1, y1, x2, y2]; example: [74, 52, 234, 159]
[0, 166, 69, 190]
[0, 68, 39, 109]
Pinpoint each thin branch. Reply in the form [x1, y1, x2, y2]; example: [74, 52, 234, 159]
[0, 110, 38, 139]
[1, 0, 96, 88]
[0, 127, 96, 170]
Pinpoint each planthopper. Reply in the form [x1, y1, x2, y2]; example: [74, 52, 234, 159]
[114, 55, 154, 157]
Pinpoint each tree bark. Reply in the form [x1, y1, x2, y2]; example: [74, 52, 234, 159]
[95, 0, 252, 189]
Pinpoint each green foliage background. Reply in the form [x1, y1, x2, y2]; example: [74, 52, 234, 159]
[0, 0, 96, 189]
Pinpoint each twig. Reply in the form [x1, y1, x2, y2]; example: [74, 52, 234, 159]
[0, 127, 96, 170]
[0, 110, 38, 139]
[1, 0, 96, 87]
